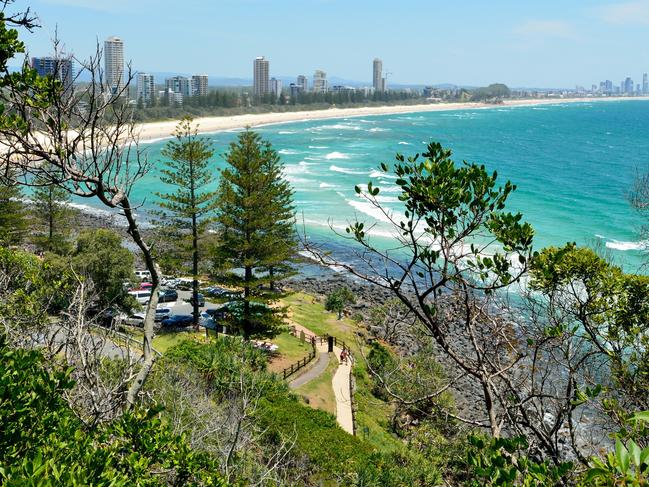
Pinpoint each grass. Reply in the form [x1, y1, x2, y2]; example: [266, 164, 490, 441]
[294, 352, 338, 414]
[267, 330, 312, 374]
[152, 329, 206, 353]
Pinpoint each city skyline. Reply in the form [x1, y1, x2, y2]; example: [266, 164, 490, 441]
[19, 0, 649, 88]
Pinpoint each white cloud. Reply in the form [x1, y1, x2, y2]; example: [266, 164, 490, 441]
[513, 20, 579, 40]
[595, 0, 649, 26]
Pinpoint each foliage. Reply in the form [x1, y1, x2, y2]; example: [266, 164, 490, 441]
[324, 286, 356, 319]
[471, 83, 511, 102]
[0, 179, 27, 247]
[70, 229, 136, 311]
[31, 171, 74, 254]
[530, 243, 649, 412]
[465, 435, 573, 486]
[0, 335, 227, 486]
[214, 130, 295, 338]
[582, 412, 649, 486]
[155, 117, 217, 327]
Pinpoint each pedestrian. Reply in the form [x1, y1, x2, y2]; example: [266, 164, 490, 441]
[340, 349, 346, 364]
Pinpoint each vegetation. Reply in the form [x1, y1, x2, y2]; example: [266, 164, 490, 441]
[213, 130, 296, 338]
[0, 179, 27, 247]
[324, 286, 356, 319]
[31, 169, 74, 254]
[155, 117, 217, 328]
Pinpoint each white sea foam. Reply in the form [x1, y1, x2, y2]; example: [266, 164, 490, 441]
[368, 170, 398, 180]
[319, 182, 336, 188]
[317, 124, 362, 131]
[278, 148, 300, 155]
[325, 151, 351, 160]
[605, 239, 648, 251]
[398, 141, 411, 145]
[347, 198, 404, 225]
[308, 145, 329, 149]
[278, 130, 296, 134]
[368, 127, 390, 132]
[329, 165, 367, 175]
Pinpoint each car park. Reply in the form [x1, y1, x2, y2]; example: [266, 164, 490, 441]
[135, 270, 151, 281]
[161, 314, 194, 328]
[158, 289, 178, 303]
[202, 286, 227, 297]
[176, 278, 193, 290]
[199, 311, 216, 329]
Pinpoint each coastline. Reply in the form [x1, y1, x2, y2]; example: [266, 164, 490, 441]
[134, 96, 646, 143]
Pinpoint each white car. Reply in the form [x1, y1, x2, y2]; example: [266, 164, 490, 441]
[123, 313, 145, 327]
[135, 270, 151, 281]
[155, 307, 172, 322]
[128, 290, 151, 305]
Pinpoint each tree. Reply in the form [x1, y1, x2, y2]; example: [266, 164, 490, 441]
[0, 26, 160, 407]
[32, 171, 74, 253]
[0, 178, 27, 247]
[214, 130, 294, 339]
[325, 286, 355, 319]
[155, 117, 216, 329]
[71, 229, 135, 311]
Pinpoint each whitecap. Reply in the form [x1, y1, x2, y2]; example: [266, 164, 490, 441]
[319, 182, 336, 188]
[278, 130, 296, 134]
[308, 145, 329, 149]
[347, 198, 405, 224]
[368, 127, 390, 132]
[325, 152, 351, 160]
[316, 124, 361, 131]
[278, 149, 299, 155]
[605, 239, 649, 251]
[329, 165, 367, 175]
[398, 141, 411, 145]
[368, 170, 397, 180]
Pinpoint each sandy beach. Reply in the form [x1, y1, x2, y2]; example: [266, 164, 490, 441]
[134, 96, 644, 143]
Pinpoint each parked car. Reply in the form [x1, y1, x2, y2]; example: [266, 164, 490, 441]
[135, 270, 151, 281]
[128, 290, 151, 305]
[161, 314, 194, 328]
[199, 311, 216, 330]
[154, 307, 172, 322]
[140, 282, 153, 290]
[176, 278, 194, 290]
[188, 293, 205, 307]
[124, 313, 145, 327]
[202, 286, 227, 297]
[158, 289, 178, 303]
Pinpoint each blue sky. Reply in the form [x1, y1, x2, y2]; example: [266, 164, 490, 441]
[18, 0, 649, 87]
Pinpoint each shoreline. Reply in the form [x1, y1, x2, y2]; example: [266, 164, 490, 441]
[134, 96, 647, 143]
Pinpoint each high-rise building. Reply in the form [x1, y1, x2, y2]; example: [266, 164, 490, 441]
[624, 77, 634, 94]
[136, 73, 155, 106]
[165, 76, 192, 97]
[270, 77, 282, 97]
[31, 56, 74, 91]
[643, 73, 648, 95]
[191, 75, 208, 97]
[253, 56, 270, 96]
[313, 70, 328, 93]
[297, 75, 308, 92]
[104, 36, 124, 95]
[373, 58, 383, 93]
[605, 80, 613, 94]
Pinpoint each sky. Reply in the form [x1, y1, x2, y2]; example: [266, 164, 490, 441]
[16, 0, 649, 88]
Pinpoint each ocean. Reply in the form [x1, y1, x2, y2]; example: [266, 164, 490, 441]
[120, 100, 649, 274]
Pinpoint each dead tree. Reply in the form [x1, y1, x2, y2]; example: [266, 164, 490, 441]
[0, 40, 159, 410]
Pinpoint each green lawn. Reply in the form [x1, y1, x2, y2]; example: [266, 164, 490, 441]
[294, 352, 338, 414]
[267, 329, 313, 374]
[153, 329, 206, 353]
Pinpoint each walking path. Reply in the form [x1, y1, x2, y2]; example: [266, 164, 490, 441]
[285, 321, 354, 435]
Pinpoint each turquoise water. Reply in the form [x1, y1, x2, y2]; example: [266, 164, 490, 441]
[126, 100, 649, 273]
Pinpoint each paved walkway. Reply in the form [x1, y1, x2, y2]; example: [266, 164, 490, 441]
[289, 350, 329, 388]
[285, 321, 354, 435]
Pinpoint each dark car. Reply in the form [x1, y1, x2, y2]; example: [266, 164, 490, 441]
[158, 289, 178, 303]
[161, 314, 194, 328]
[202, 286, 227, 297]
[189, 293, 205, 307]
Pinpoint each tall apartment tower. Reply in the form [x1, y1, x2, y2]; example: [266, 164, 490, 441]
[313, 70, 328, 93]
[253, 56, 270, 96]
[270, 77, 283, 97]
[643, 73, 648, 95]
[297, 74, 308, 92]
[31, 56, 74, 91]
[191, 74, 209, 96]
[165, 76, 192, 97]
[104, 36, 124, 95]
[373, 58, 383, 92]
[136, 73, 155, 106]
